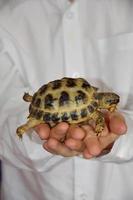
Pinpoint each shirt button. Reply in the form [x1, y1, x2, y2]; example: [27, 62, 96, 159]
[72, 72, 80, 78]
[66, 11, 74, 19]
[80, 194, 87, 200]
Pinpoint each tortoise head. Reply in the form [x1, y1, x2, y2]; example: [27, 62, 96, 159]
[94, 92, 120, 112]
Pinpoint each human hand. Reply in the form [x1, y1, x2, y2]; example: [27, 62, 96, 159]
[35, 112, 127, 158]
[80, 112, 127, 158]
[35, 122, 86, 157]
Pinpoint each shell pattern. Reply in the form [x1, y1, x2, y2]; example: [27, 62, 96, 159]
[28, 77, 98, 126]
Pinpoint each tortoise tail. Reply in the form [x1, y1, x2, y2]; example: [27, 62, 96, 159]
[23, 93, 33, 102]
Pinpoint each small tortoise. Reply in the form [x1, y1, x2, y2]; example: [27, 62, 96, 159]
[16, 77, 120, 139]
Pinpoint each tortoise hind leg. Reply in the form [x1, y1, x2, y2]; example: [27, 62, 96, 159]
[16, 118, 43, 139]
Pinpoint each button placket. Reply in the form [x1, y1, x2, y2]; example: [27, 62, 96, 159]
[74, 157, 88, 200]
[66, 11, 74, 19]
[63, 1, 85, 78]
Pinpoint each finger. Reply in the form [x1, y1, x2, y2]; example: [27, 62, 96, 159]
[84, 136, 102, 156]
[83, 125, 102, 156]
[43, 138, 79, 157]
[65, 138, 85, 152]
[109, 112, 127, 134]
[83, 148, 93, 159]
[67, 125, 86, 140]
[43, 141, 57, 155]
[50, 122, 69, 141]
[34, 123, 50, 140]
[98, 132, 119, 150]
[82, 124, 96, 136]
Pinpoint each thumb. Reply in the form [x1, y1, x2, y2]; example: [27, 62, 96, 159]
[109, 112, 127, 135]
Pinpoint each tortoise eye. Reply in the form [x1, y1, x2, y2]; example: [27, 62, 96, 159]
[106, 98, 119, 104]
[105, 98, 117, 104]
[106, 99, 113, 103]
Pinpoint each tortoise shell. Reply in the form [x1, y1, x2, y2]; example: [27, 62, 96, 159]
[28, 77, 98, 126]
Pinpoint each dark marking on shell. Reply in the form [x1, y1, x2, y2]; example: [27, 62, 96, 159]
[34, 98, 41, 107]
[29, 104, 32, 113]
[32, 109, 38, 116]
[75, 90, 87, 104]
[80, 108, 88, 118]
[43, 113, 51, 122]
[92, 101, 98, 108]
[70, 110, 78, 120]
[52, 80, 62, 89]
[59, 91, 69, 106]
[82, 80, 91, 89]
[39, 84, 47, 95]
[36, 110, 43, 119]
[88, 105, 95, 113]
[45, 94, 54, 108]
[32, 93, 38, 104]
[61, 112, 70, 122]
[51, 113, 60, 122]
[66, 78, 76, 87]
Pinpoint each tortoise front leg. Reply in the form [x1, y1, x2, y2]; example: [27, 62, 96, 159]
[16, 118, 43, 139]
[91, 111, 105, 136]
[108, 104, 117, 112]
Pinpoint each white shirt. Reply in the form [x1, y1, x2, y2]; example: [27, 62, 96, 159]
[0, 0, 133, 199]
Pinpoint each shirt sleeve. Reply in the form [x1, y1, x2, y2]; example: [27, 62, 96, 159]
[97, 109, 133, 163]
[0, 30, 65, 172]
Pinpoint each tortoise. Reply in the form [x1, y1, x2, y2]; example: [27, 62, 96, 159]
[16, 77, 120, 139]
